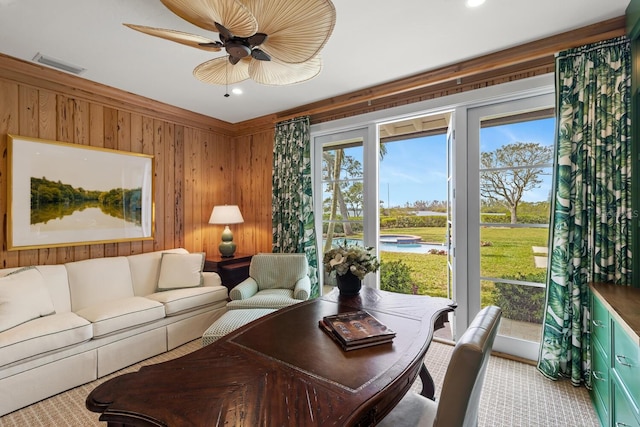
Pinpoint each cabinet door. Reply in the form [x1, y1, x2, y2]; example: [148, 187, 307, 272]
[592, 337, 610, 427]
[592, 294, 611, 356]
[613, 320, 640, 418]
[591, 293, 612, 427]
[613, 376, 640, 427]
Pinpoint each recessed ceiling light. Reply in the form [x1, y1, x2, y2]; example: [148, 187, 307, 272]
[466, 0, 485, 7]
[232, 88, 243, 95]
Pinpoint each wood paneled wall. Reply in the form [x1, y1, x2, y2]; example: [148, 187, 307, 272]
[0, 16, 626, 269]
[0, 55, 271, 268]
[233, 130, 275, 255]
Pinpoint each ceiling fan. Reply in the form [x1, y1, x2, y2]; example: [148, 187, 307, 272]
[125, 0, 336, 86]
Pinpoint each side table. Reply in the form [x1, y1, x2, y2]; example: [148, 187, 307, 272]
[204, 253, 253, 292]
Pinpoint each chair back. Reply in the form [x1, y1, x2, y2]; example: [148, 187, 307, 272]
[249, 253, 309, 290]
[433, 306, 501, 427]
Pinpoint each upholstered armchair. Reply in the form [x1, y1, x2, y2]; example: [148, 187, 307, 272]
[226, 253, 311, 310]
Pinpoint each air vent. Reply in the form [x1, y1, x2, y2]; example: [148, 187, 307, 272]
[32, 53, 86, 75]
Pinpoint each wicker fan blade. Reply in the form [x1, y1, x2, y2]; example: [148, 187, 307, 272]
[123, 24, 222, 51]
[160, 0, 257, 37]
[244, 0, 336, 64]
[193, 57, 250, 85]
[248, 56, 322, 86]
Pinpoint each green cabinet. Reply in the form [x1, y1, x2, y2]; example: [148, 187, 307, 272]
[591, 294, 610, 427]
[590, 283, 640, 427]
[590, 284, 640, 427]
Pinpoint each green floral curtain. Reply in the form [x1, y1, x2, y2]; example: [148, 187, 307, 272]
[537, 36, 632, 387]
[272, 116, 320, 298]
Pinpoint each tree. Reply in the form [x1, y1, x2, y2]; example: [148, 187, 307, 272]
[480, 142, 553, 224]
[322, 142, 388, 251]
[343, 182, 363, 216]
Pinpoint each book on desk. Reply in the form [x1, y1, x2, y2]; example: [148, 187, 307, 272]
[319, 310, 396, 351]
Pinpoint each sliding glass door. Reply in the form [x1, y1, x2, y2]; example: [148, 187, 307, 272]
[311, 75, 556, 360]
[467, 94, 555, 360]
[313, 127, 378, 293]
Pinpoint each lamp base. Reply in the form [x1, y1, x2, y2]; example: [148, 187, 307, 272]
[218, 242, 236, 257]
[219, 225, 237, 257]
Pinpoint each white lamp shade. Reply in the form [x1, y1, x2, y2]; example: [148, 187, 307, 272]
[209, 205, 244, 225]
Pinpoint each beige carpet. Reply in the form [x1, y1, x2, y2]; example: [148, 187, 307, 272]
[413, 340, 599, 427]
[0, 340, 598, 426]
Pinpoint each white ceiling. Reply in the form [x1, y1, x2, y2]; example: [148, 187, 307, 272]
[0, 0, 629, 124]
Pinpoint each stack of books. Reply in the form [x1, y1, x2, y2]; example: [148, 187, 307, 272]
[319, 310, 396, 351]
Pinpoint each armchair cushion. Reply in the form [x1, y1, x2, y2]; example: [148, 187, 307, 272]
[293, 276, 311, 300]
[229, 278, 259, 301]
[226, 289, 303, 310]
[226, 253, 311, 310]
[250, 254, 309, 291]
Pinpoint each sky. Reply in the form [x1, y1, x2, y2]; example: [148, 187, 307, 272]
[379, 117, 556, 208]
[379, 134, 448, 207]
[13, 137, 151, 191]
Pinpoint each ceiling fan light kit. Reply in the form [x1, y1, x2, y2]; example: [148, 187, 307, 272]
[125, 0, 336, 86]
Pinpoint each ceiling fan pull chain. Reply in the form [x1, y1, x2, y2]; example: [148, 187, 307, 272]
[224, 59, 230, 98]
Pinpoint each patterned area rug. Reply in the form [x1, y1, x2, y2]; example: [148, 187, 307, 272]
[0, 340, 598, 426]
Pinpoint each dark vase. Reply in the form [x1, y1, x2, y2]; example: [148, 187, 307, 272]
[336, 270, 362, 296]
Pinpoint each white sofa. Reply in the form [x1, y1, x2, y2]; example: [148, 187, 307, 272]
[0, 248, 228, 416]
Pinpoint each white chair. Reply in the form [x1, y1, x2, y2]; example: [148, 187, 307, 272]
[226, 253, 311, 310]
[378, 306, 502, 427]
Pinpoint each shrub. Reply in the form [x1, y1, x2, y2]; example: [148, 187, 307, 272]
[480, 213, 549, 224]
[428, 249, 446, 255]
[380, 215, 447, 229]
[380, 259, 415, 294]
[493, 279, 545, 323]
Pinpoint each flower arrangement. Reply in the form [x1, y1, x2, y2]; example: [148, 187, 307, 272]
[323, 241, 380, 280]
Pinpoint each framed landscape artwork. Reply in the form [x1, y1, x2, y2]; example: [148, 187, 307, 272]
[7, 135, 154, 250]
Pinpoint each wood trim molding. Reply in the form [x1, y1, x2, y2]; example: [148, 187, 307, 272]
[274, 16, 625, 124]
[0, 53, 235, 135]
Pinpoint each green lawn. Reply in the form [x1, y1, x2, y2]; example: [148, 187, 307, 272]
[379, 226, 549, 303]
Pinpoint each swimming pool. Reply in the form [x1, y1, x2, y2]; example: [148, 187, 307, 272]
[333, 235, 447, 254]
[379, 241, 446, 254]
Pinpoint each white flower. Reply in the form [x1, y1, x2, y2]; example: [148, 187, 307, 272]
[323, 241, 380, 280]
[329, 253, 344, 267]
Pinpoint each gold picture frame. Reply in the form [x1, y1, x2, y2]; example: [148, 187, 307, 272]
[7, 135, 154, 250]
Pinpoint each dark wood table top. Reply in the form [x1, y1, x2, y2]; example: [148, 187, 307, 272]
[86, 287, 456, 427]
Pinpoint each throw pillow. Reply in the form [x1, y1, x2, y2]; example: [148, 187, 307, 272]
[0, 266, 56, 333]
[156, 252, 205, 291]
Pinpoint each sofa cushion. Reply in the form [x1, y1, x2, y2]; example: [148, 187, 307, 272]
[0, 312, 92, 367]
[66, 257, 134, 312]
[0, 267, 55, 333]
[127, 248, 189, 297]
[1, 265, 73, 314]
[146, 286, 228, 316]
[156, 253, 205, 291]
[74, 297, 165, 338]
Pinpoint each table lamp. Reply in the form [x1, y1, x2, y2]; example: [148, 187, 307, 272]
[209, 205, 244, 257]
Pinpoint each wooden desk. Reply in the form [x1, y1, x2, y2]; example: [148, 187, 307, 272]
[86, 288, 456, 426]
